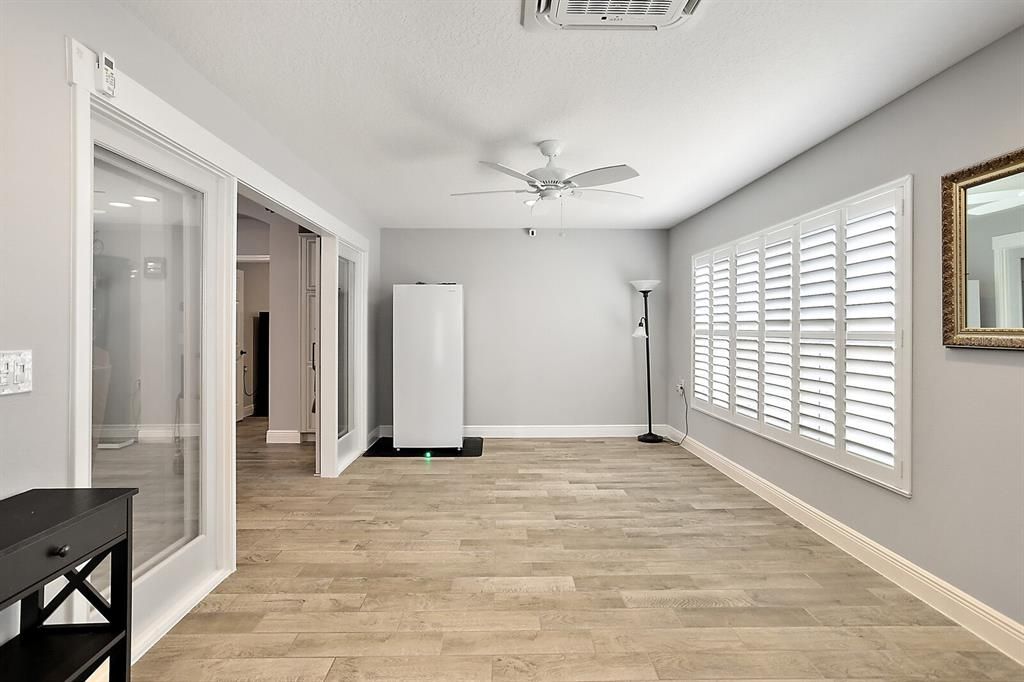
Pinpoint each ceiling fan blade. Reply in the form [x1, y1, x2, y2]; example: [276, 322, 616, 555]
[564, 164, 639, 188]
[480, 161, 538, 185]
[966, 189, 1022, 205]
[967, 195, 1024, 216]
[571, 188, 644, 203]
[451, 189, 530, 197]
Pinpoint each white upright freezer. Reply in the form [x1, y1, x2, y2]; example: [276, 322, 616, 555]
[392, 284, 464, 448]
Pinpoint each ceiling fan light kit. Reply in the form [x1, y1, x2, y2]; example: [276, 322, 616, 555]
[452, 140, 643, 212]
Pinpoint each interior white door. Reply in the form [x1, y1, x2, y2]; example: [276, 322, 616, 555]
[90, 113, 231, 644]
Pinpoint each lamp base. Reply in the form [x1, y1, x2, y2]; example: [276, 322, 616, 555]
[637, 432, 664, 444]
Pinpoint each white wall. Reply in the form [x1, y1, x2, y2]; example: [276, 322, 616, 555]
[666, 28, 1024, 621]
[379, 229, 669, 429]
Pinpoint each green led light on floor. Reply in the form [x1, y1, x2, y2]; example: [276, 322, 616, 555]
[424, 451, 431, 458]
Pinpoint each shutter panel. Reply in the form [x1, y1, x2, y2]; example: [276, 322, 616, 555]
[844, 205, 898, 467]
[692, 258, 712, 403]
[845, 209, 897, 334]
[711, 252, 732, 410]
[798, 220, 837, 447]
[734, 241, 761, 420]
[762, 232, 793, 431]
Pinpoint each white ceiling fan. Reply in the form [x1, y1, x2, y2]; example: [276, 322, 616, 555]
[452, 140, 642, 212]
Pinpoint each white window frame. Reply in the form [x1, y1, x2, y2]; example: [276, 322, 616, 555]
[690, 177, 913, 495]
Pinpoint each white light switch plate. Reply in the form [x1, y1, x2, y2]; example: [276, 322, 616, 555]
[0, 350, 32, 395]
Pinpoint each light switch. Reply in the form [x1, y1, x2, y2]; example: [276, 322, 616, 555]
[0, 350, 32, 395]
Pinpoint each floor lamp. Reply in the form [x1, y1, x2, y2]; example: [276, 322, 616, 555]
[631, 280, 663, 444]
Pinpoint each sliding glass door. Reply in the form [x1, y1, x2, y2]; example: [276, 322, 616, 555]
[90, 114, 231, 640]
[92, 147, 202, 576]
[338, 253, 354, 440]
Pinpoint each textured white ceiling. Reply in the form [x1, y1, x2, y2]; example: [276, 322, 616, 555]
[124, 0, 1023, 230]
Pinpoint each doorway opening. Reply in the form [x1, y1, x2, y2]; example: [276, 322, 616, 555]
[235, 193, 323, 474]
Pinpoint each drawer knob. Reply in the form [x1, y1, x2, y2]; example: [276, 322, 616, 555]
[52, 545, 71, 558]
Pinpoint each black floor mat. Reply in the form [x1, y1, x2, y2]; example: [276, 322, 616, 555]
[364, 436, 483, 458]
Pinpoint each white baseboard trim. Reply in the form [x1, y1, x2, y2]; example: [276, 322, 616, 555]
[131, 568, 231, 664]
[374, 424, 676, 439]
[680, 434, 1024, 665]
[367, 426, 382, 445]
[265, 429, 301, 444]
[94, 424, 200, 443]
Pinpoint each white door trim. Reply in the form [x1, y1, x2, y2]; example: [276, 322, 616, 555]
[66, 37, 371, 659]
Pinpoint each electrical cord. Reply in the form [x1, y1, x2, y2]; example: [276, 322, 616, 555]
[678, 384, 689, 443]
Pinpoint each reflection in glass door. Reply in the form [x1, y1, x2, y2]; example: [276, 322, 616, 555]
[338, 255, 355, 438]
[91, 147, 201, 577]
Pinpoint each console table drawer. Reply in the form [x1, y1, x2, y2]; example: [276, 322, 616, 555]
[0, 502, 126, 596]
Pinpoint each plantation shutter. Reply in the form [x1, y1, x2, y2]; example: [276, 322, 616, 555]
[711, 250, 732, 410]
[762, 228, 794, 431]
[734, 239, 762, 420]
[687, 179, 908, 493]
[798, 215, 839, 448]
[844, 196, 899, 467]
[692, 256, 712, 404]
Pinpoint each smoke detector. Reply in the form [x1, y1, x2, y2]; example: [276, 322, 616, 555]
[523, 0, 702, 32]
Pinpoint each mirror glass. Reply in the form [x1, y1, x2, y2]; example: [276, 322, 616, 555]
[965, 169, 1024, 328]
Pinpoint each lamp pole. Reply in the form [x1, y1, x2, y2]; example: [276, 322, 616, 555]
[630, 280, 663, 444]
[637, 289, 663, 443]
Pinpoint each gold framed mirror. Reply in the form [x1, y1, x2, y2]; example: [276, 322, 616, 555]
[942, 147, 1024, 349]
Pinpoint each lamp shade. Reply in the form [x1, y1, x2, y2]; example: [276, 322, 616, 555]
[632, 319, 648, 339]
[630, 279, 661, 293]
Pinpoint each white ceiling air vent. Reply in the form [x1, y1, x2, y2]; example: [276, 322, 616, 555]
[523, 0, 702, 31]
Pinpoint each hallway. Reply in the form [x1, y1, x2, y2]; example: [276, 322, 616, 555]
[130, 421, 1021, 681]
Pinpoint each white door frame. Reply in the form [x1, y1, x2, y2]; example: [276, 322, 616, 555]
[67, 37, 370, 660]
[319, 240, 369, 477]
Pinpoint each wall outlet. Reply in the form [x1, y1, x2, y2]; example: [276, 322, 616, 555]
[0, 350, 32, 395]
[675, 379, 686, 395]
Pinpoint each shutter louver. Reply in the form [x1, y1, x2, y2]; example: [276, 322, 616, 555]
[734, 243, 761, 420]
[798, 222, 837, 447]
[844, 206, 898, 467]
[763, 234, 793, 431]
[711, 253, 732, 410]
[693, 259, 712, 403]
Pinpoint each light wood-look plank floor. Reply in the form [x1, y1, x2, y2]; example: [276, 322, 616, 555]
[132, 417, 1022, 681]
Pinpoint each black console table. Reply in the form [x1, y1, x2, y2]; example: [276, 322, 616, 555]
[0, 488, 137, 681]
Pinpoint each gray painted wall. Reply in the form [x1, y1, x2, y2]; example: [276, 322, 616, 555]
[268, 216, 303, 434]
[0, 0, 381, 641]
[238, 217, 271, 256]
[0, 0, 379, 496]
[666, 28, 1024, 620]
[378, 229, 669, 428]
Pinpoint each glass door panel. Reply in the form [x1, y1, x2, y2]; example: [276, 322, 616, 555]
[92, 147, 202, 576]
[338, 255, 354, 438]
